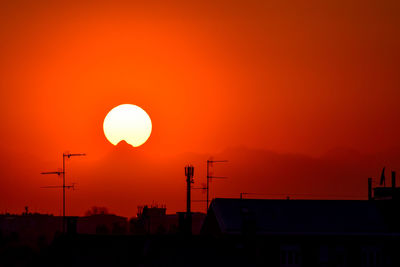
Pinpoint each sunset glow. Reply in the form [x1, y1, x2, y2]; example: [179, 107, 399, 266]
[0, 0, 399, 218]
[103, 104, 152, 147]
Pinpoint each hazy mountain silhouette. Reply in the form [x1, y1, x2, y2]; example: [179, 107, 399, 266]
[9, 145, 395, 217]
[116, 140, 134, 149]
[106, 140, 153, 166]
[211, 147, 379, 199]
[322, 147, 365, 162]
[68, 145, 400, 216]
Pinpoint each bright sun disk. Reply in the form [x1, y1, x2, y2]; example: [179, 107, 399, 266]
[103, 104, 152, 147]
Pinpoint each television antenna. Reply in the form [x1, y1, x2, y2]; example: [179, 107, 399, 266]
[41, 152, 85, 233]
[41, 182, 77, 190]
[206, 159, 228, 211]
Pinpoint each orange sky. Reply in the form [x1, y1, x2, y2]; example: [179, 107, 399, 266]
[1, 1, 400, 217]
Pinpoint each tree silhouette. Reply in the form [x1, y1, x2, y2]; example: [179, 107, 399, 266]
[84, 206, 109, 216]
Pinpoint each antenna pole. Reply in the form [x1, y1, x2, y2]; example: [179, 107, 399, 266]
[41, 152, 85, 234]
[206, 159, 228, 211]
[62, 154, 66, 233]
[206, 160, 209, 212]
[62, 153, 85, 233]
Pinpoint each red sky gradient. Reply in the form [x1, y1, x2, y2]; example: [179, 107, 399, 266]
[0, 1, 400, 217]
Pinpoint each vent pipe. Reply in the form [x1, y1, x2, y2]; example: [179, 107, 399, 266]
[368, 177, 372, 200]
[392, 171, 396, 189]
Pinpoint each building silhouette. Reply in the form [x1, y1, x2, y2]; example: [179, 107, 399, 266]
[202, 198, 400, 266]
[2, 176, 400, 266]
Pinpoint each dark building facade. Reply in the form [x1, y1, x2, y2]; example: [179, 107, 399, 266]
[201, 198, 400, 267]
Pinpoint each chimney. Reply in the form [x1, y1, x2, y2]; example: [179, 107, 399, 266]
[368, 177, 373, 200]
[392, 171, 396, 189]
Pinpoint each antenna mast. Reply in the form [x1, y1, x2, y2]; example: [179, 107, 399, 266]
[206, 159, 228, 211]
[41, 152, 85, 233]
[184, 165, 194, 235]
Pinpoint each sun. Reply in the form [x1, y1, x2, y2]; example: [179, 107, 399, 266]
[103, 104, 152, 147]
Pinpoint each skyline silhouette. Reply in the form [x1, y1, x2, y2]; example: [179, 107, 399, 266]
[1, 1, 400, 265]
[1, 0, 400, 216]
[1, 142, 399, 217]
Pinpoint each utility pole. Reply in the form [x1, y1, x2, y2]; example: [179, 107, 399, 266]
[41, 152, 85, 233]
[206, 159, 228, 211]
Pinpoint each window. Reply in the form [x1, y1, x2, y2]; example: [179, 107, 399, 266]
[334, 247, 347, 267]
[362, 246, 383, 267]
[280, 245, 301, 267]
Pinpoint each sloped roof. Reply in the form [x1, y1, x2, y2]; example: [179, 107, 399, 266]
[207, 198, 400, 235]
